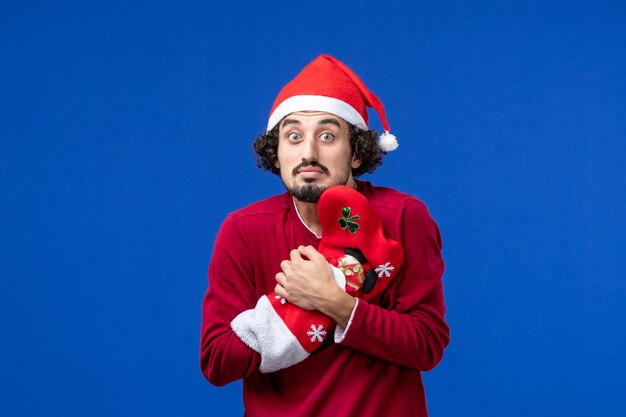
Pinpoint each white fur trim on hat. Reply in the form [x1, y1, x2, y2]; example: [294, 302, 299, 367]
[267, 95, 367, 132]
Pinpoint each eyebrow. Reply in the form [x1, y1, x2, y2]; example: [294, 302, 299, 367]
[318, 118, 341, 128]
[280, 118, 342, 128]
[281, 119, 301, 127]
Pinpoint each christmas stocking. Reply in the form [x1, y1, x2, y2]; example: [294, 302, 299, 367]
[231, 185, 404, 373]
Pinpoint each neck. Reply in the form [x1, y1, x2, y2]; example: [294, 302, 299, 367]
[293, 199, 322, 236]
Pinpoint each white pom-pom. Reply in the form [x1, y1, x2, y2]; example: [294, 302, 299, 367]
[378, 131, 399, 152]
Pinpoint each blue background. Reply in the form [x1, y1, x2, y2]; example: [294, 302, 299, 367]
[1, 1, 625, 416]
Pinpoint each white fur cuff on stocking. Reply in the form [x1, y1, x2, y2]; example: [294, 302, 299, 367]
[231, 295, 310, 373]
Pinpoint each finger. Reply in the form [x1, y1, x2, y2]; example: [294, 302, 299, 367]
[275, 283, 289, 299]
[280, 259, 293, 275]
[298, 245, 325, 262]
[275, 272, 287, 286]
[290, 248, 303, 263]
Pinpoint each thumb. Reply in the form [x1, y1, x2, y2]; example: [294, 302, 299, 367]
[298, 245, 325, 262]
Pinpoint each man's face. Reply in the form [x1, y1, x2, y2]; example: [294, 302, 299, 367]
[275, 112, 362, 202]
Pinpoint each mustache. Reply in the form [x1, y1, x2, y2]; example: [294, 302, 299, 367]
[292, 161, 330, 176]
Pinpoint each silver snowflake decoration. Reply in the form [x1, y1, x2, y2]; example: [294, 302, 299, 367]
[375, 262, 394, 278]
[274, 294, 287, 305]
[306, 324, 327, 343]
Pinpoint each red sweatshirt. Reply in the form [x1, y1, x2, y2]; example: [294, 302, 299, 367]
[200, 181, 449, 417]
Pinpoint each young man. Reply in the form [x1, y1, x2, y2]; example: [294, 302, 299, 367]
[200, 54, 449, 417]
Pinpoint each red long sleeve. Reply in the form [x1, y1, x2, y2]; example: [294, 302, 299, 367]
[200, 214, 262, 386]
[338, 198, 449, 371]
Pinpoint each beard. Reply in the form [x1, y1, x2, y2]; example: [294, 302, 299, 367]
[289, 182, 327, 203]
[282, 160, 352, 203]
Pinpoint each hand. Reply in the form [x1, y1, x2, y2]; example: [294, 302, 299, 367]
[274, 245, 337, 311]
[275, 245, 356, 326]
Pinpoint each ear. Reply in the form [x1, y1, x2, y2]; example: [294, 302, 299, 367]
[351, 156, 362, 169]
[274, 160, 281, 169]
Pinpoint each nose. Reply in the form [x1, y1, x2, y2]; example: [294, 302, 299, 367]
[301, 135, 319, 162]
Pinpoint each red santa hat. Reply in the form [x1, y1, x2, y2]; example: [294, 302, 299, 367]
[267, 54, 399, 152]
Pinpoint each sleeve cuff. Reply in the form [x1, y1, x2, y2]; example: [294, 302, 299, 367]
[334, 297, 359, 343]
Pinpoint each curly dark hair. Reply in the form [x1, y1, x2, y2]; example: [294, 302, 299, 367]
[253, 123, 384, 177]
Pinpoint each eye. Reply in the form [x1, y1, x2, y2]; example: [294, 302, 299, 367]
[287, 132, 301, 141]
[319, 132, 334, 141]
